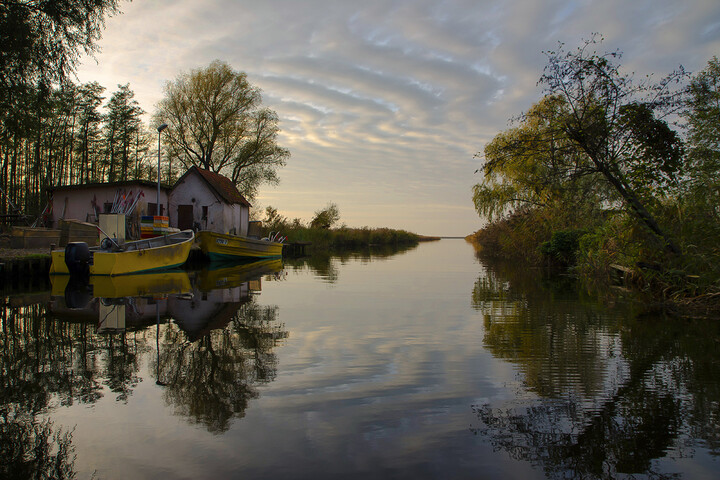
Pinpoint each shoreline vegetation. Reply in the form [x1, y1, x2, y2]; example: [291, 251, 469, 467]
[259, 203, 439, 252]
[468, 38, 720, 319]
[267, 225, 439, 252]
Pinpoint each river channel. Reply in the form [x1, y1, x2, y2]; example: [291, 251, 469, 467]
[2, 239, 719, 479]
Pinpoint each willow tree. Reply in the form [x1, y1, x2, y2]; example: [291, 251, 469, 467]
[155, 60, 289, 200]
[475, 35, 686, 255]
[474, 95, 611, 224]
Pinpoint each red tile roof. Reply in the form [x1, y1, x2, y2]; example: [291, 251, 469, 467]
[189, 166, 251, 207]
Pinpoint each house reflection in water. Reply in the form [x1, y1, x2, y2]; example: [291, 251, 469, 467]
[49, 258, 283, 336]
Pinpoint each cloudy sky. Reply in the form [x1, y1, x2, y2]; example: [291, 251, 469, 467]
[76, 0, 720, 236]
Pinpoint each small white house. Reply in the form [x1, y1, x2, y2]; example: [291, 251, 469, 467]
[169, 166, 251, 235]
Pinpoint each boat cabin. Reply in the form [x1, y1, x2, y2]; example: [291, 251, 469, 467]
[169, 166, 251, 236]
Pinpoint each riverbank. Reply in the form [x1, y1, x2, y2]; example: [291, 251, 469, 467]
[466, 222, 720, 320]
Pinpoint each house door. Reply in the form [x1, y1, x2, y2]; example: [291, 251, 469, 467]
[177, 205, 194, 230]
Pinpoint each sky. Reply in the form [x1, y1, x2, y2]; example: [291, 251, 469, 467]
[75, 0, 720, 237]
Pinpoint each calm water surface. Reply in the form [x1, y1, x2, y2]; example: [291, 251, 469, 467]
[2, 240, 720, 479]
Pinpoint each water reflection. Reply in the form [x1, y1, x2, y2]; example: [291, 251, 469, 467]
[2, 259, 287, 462]
[471, 256, 720, 479]
[1, 303, 89, 479]
[159, 260, 288, 433]
[284, 244, 418, 283]
[0, 416, 75, 479]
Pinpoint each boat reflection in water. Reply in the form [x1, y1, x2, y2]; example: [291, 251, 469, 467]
[50, 270, 194, 332]
[50, 258, 284, 334]
[48, 258, 288, 433]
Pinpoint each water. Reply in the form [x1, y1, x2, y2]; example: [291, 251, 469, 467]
[2, 239, 720, 479]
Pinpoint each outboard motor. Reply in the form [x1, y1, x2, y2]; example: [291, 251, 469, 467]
[64, 242, 91, 277]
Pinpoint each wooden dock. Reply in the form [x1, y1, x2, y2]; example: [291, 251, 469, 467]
[0, 254, 51, 292]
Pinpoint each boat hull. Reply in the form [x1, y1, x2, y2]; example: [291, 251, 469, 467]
[50, 230, 194, 276]
[196, 231, 283, 260]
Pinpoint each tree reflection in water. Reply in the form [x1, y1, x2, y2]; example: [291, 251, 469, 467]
[470, 256, 720, 479]
[1, 304, 80, 478]
[158, 297, 287, 434]
[1, 264, 288, 476]
[284, 244, 418, 283]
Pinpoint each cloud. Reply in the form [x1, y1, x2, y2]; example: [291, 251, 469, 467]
[76, 0, 720, 236]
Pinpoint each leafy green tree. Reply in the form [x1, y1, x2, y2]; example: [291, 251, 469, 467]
[310, 202, 340, 229]
[263, 205, 287, 231]
[684, 56, 720, 194]
[539, 35, 686, 255]
[156, 60, 290, 200]
[670, 57, 720, 267]
[0, 0, 121, 110]
[475, 35, 686, 255]
[102, 84, 143, 181]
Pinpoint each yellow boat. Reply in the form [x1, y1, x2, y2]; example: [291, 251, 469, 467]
[196, 230, 283, 261]
[50, 230, 195, 276]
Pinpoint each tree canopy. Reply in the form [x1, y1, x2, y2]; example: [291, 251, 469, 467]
[0, 0, 121, 106]
[310, 203, 341, 229]
[155, 60, 290, 201]
[684, 56, 720, 192]
[474, 35, 686, 255]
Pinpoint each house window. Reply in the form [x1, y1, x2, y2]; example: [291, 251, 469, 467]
[202, 206, 208, 220]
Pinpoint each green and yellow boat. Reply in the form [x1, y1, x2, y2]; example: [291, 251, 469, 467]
[196, 230, 283, 261]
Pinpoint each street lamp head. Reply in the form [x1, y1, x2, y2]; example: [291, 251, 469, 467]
[157, 123, 168, 133]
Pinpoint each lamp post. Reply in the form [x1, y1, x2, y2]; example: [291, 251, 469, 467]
[156, 123, 168, 215]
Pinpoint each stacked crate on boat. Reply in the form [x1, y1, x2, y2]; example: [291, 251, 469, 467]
[141, 216, 170, 238]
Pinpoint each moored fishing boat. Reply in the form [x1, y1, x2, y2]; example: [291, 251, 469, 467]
[196, 230, 283, 261]
[50, 230, 195, 276]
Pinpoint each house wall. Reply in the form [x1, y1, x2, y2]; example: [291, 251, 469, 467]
[169, 173, 248, 235]
[52, 184, 169, 227]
